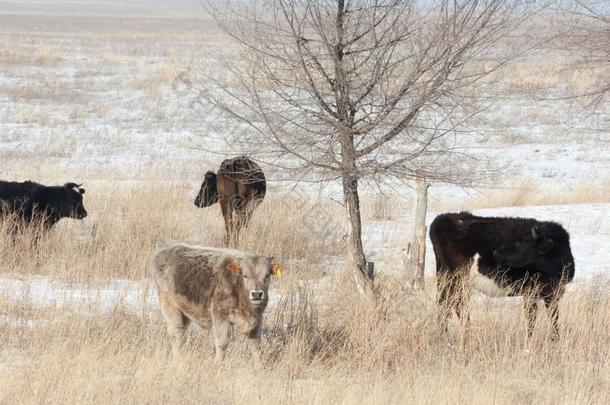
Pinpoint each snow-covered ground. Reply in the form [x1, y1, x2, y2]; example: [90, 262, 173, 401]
[0, 3, 608, 190]
[0, 1, 609, 328]
[0, 272, 283, 317]
[0, 202, 606, 324]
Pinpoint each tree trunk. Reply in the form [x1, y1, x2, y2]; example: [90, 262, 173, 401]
[405, 175, 429, 290]
[342, 174, 374, 298]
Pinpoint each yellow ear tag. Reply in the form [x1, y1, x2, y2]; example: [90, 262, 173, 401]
[271, 263, 284, 277]
[227, 262, 240, 274]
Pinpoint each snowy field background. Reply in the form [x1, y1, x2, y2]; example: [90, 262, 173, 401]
[0, 0, 609, 316]
[0, 0, 608, 300]
[0, 2, 609, 403]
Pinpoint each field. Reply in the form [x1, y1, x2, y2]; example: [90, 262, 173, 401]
[1, 1, 609, 404]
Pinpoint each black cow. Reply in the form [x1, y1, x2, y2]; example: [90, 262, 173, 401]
[194, 156, 266, 246]
[0, 180, 87, 230]
[429, 212, 575, 339]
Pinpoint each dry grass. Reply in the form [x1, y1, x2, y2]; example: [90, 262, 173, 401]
[101, 51, 128, 65]
[0, 184, 609, 404]
[0, 45, 62, 66]
[129, 60, 182, 97]
[460, 181, 610, 210]
[487, 59, 609, 96]
[0, 183, 342, 280]
[362, 195, 413, 221]
[34, 45, 60, 65]
[0, 82, 81, 103]
[1, 4, 609, 402]
[0, 274, 608, 404]
[160, 56, 179, 85]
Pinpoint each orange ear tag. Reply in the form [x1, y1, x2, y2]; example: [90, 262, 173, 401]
[271, 263, 284, 277]
[227, 262, 241, 274]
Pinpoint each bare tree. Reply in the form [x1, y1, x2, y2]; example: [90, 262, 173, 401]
[560, 0, 609, 134]
[188, 0, 537, 298]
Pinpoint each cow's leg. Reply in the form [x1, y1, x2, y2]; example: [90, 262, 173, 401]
[436, 269, 457, 335]
[436, 270, 453, 335]
[232, 213, 242, 247]
[436, 256, 473, 353]
[246, 319, 263, 365]
[159, 293, 190, 353]
[455, 287, 471, 332]
[242, 199, 257, 229]
[227, 198, 246, 248]
[452, 267, 471, 349]
[543, 288, 562, 341]
[212, 313, 230, 363]
[231, 195, 247, 247]
[220, 200, 232, 247]
[454, 267, 471, 323]
[233, 212, 247, 244]
[438, 267, 470, 323]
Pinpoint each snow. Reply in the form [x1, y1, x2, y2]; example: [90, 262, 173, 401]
[0, 1, 609, 328]
[0, 275, 155, 314]
[0, 273, 285, 320]
[0, 203, 606, 321]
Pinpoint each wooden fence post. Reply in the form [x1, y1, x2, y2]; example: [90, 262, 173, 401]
[366, 261, 375, 281]
[404, 174, 429, 290]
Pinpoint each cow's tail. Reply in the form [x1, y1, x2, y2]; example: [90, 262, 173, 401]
[148, 242, 175, 291]
[139, 254, 161, 319]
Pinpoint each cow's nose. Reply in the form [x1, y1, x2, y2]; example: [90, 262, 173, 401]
[249, 290, 264, 301]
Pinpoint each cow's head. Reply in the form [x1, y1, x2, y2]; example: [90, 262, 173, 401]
[59, 183, 87, 220]
[493, 225, 560, 270]
[194, 171, 218, 208]
[225, 255, 283, 308]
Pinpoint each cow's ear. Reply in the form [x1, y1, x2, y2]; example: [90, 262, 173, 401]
[537, 238, 554, 254]
[271, 263, 284, 277]
[226, 262, 241, 274]
[531, 226, 541, 240]
[64, 183, 82, 193]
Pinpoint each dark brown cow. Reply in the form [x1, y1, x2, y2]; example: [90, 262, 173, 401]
[194, 156, 266, 246]
[430, 212, 575, 340]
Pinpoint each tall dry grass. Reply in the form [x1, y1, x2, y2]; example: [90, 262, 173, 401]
[426, 181, 610, 213]
[0, 183, 343, 280]
[0, 274, 608, 404]
[498, 60, 609, 96]
[0, 183, 609, 404]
